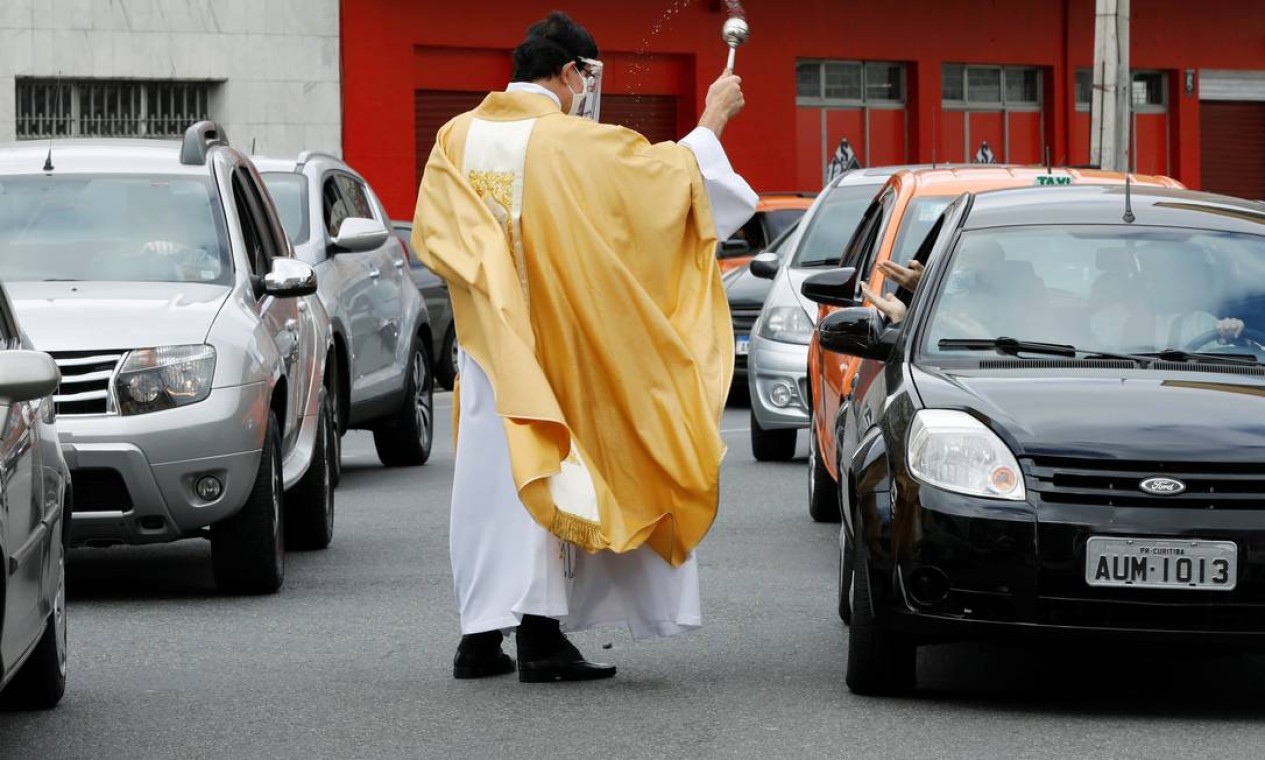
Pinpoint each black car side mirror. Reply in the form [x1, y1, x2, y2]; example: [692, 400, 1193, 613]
[800, 267, 858, 308]
[749, 252, 779, 280]
[818, 306, 894, 361]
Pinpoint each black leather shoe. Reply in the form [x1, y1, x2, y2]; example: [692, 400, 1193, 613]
[516, 615, 617, 683]
[453, 631, 516, 679]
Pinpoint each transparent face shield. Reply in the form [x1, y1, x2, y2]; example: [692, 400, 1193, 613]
[572, 57, 603, 121]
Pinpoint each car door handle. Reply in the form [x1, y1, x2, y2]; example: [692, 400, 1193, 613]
[369, 267, 381, 279]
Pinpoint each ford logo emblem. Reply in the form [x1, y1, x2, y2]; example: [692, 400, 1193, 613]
[1139, 477, 1186, 496]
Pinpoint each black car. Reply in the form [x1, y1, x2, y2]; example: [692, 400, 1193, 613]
[802, 185, 1265, 696]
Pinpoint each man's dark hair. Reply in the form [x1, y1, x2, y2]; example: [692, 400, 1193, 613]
[511, 12, 599, 83]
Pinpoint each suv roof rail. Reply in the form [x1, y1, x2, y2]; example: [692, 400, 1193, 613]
[180, 121, 229, 165]
[296, 150, 342, 170]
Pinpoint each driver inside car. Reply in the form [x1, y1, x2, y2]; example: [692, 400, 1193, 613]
[1089, 243, 1246, 351]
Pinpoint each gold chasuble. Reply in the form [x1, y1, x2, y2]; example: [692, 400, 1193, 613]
[413, 91, 732, 567]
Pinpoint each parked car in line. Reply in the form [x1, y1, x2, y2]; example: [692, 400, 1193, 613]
[717, 192, 814, 274]
[724, 218, 801, 386]
[391, 220, 456, 390]
[0, 122, 336, 594]
[802, 184, 1265, 696]
[256, 155, 435, 469]
[802, 166, 1184, 522]
[746, 167, 909, 461]
[0, 295, 69, 709]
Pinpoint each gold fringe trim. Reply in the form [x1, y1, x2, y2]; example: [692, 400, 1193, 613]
[550, 511, 603, 552]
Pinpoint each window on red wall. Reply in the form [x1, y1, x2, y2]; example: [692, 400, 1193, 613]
[941, 64, 1042, 166]
[795, 60, 908, 188]
[1072, 69, 1170, 175]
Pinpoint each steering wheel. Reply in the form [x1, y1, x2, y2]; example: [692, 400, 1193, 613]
[1184, 327, 1265, 352]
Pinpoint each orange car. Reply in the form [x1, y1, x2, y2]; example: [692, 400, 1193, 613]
[717, 192, 814, 273]
[806, 166, 1184, 522]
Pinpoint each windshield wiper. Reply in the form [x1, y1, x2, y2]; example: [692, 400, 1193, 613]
[938, 337, 1148, 363]
[939, 338, 1262, 368]
[1134, 349, 1261, 366]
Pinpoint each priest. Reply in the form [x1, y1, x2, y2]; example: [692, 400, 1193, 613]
[413, 11, 757, 683]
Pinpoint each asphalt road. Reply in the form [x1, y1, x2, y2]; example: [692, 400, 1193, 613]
[5, 392, 1265, 759]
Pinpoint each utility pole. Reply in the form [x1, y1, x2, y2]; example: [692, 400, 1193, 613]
[1090, 0, 1131, 171]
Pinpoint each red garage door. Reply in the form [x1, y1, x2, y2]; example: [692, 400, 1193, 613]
[415, 90, 486, 187]
[601, 95, 679, 144]
[1201, 101, 1265, 200]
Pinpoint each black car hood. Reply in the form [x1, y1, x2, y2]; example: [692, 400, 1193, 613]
[911, 364, 1265, 463]
[723, 266, 773, 310]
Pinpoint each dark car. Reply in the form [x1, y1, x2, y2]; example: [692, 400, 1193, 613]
[723, 218, 801, 383]
[392, 221, 456, 390]
[801, 184, 1265, 696]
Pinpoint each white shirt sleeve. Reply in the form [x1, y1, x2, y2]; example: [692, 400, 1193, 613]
[680, 127, 759, 241]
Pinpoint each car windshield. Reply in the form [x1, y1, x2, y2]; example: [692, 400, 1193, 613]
[764, 208, 806, 241]
[261, 173, 310, 245]
[921, 226, 1265, 360]
[0, 174, 231, 285]
[790, 184, 880, 267]
[891, 198, 953, 268]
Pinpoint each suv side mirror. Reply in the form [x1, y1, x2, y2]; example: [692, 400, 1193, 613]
[800, 267, 858, 307]
[749, 252, 779, 280]
[264, 258, 318, 298]
[717, 239, 752, 259]
[332, 217, 389, 253]
[0, 350, 60, 404]
[818, 307, 894, 361]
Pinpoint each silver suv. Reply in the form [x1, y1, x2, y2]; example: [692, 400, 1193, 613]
[256, 154, 434, 471]
[0, 122, 336, 594]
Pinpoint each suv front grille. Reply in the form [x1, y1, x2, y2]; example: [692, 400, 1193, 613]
[51, 350, 125, 415]
[1025, 456, 1265, 510]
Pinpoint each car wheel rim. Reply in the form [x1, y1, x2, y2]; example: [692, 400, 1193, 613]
[449, 336, 459, 377]
[413, 351, 432, 451]
[329, 384, 342, 471]
[55, 553, 67, 676]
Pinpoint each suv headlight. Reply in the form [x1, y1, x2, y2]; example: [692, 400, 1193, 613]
[116, 345, 216, 415]
[907, 409, 1025, 501]
[758, 306, 814, 345]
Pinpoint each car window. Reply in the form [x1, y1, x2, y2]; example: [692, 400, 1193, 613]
[791, 184, 882, 267]
[763, 208, 807, 242]
[890, 198, 954, 269]
[840, 196, 885, 277]
[261, 172, 310, 246]
[920, 226, 1265, 358]
[322, 176, 349, 238]
[0, 174, 232, 285]
[231, 171, 271, 277]
[335, 175, 375, 221]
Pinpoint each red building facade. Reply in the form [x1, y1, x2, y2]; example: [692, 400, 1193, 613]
[341, 0, 1265, 219]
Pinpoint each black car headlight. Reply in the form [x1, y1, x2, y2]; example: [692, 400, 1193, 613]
[907, 409, 1025, 501]
[116, 345, 216, 415]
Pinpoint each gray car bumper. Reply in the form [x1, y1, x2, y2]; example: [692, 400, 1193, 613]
[60, 382, 269, 546]
[746, 334, 811, 430]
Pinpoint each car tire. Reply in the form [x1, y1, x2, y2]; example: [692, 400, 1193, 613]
[373, 336, 434, 467]
[326, 366, 343, 488]
[436, 324, 457, 391]
[838, 535, 854, 625]
[750, 408, 796, 462]
[0, 536, 67, 710]
[845, 543, 916, 696]
[808, 423, 841, 522]
[212, 410, 284, 595]
[285, 389, 335, 551]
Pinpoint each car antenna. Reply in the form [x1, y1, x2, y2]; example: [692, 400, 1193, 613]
[43, 71, 64, 172]
[1123, 174, 1135, 224]
[251, 137, 257, 155]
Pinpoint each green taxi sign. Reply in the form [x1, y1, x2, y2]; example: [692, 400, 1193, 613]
[1035, 175, 1073, 186]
